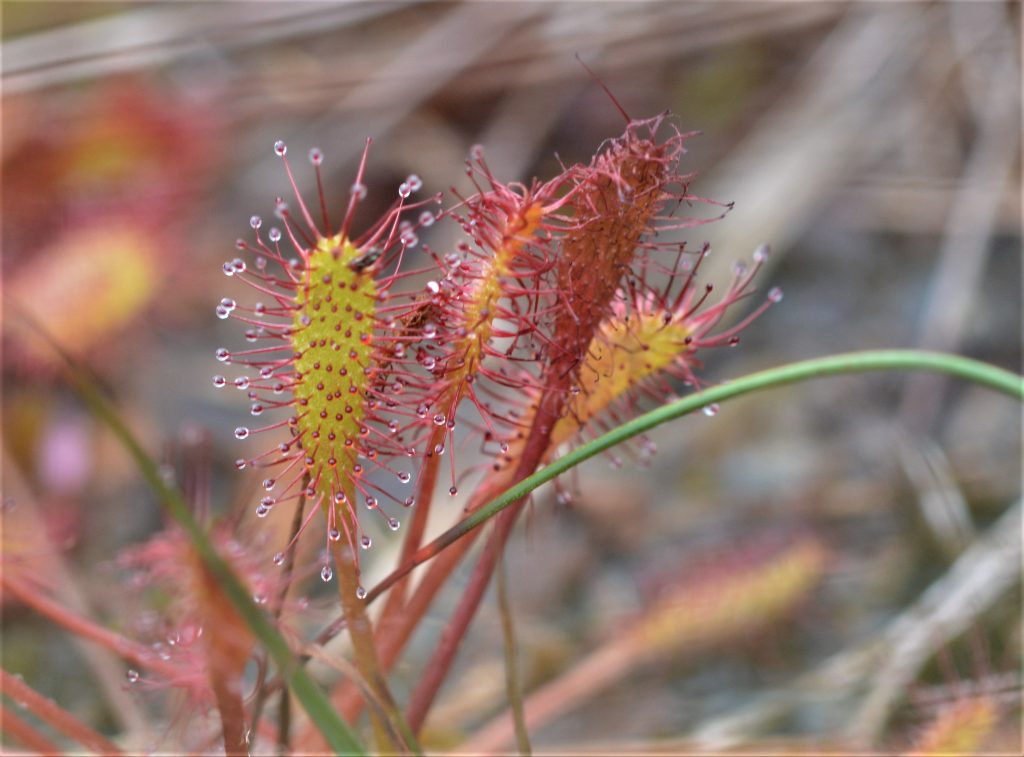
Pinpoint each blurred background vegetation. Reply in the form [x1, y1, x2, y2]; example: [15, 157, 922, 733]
[2, 2, 1020, 753]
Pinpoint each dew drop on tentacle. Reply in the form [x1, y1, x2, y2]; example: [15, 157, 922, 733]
[360, 535, 372, 549]
[273, 552, 285, 566]
[404, 496, 415, 507]
[320, 565, 333, 582]
[126, 669, 140, 683]
[449, 486, 458, 496]
[250, 215, 262, 230]
[274, 140, 287, 156]
[328, 528, 341, 542]
[309, 147, 323, 165]
[216, 348, 231, 363]
[702, 403, 720, 417]
[397, 471, 411, 483]
[268, 227, 282, 243]
[350, 182, 367, 200]
[356, 586, 367, 599]
[234, 427, 250, 439]
[387, 517, 400, 531]
[212, 375, 226, 388]
[768, 286, 784, 303]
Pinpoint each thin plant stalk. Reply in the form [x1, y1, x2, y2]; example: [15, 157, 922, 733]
[405, 502, 523, 732]
[497, 554, 532, 756]
[328, 535, 399, 754]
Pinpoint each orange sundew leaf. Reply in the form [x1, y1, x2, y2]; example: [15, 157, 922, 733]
[904, 697, 999, 756]
[627, 537, 828, 655]
[461, 536, 828, 754]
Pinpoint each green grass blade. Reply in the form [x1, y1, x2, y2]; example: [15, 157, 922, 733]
[46, 347, 366, 754]
[368, 349, 1023, 600]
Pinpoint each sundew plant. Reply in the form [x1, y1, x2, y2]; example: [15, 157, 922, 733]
[2, 7, 1021, 755]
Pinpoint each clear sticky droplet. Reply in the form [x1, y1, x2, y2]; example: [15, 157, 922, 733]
[268, 227, 282, 243]
[212, 375, 226, 388]
[397, 471, 411, 483]
[250, 215, 262, 230]
[215, 348, 231, 362]
[702, 403, 720, 417]
[320, 565, 333, 582]
[234, 427, 250, 440]
[449, 486, 458, 496]
[273, 552, 285, 566]
[350, 182, 367, 200]
[328, 528, 341, 542]
[768, 286, 784, 303]
[356, 586, 367, 599]
[308, 147, 323, 165]
[274, 140, 287, 156]
[126, 669, 140, 683]
[360, 535, 372, 549]
[387, 517, 400, 531]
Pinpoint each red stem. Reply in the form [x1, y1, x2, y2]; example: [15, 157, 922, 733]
[404, 384, 566, 732]
[1, 573, 180, 680]
[1, 702, 63, 754]
[1, 668, 123, 755]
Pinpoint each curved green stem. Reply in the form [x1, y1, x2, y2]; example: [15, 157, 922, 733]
[367, 349, 1022, 602]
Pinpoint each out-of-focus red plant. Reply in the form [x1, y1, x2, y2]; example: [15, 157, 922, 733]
[2, 78, 218, 373]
